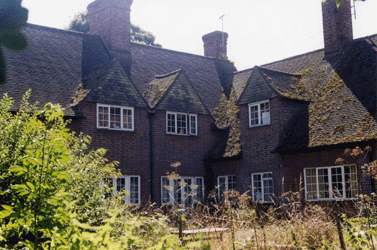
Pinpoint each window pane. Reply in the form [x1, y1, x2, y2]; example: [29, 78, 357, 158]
[161, 177, 170, 204]
[263, 178, 273, 202]
[183, 178, 193, 206]
[110, 107, 121, 129]
[260, 101, 270, 125]
[177, 114, 187, 135]
[130, 177, 139, 204]
[331, 167, 343, 198]
[167, 114, 176, 133]
[218, 177, 226, 199]
[196, 178, 204, 202]
[123, 108, 133, 130]
[98, 106, 109, 127]
[116, 177, 126, 192]
[345, 165, 357, 198]
[228, 176, 236, 190]
[305, 168, 317, 200]
[173, 180, 181, 203]
[249, 105, 259, 126]
[190, 115, 197, 135]
[253, 174, 262, 201]
[318, 169, 329, 199]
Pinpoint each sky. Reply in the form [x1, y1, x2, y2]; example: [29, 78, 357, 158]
[22, 0, 377, 71]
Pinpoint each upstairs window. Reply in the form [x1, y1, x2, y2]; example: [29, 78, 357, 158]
[161, 176, 204, 206]
[167, 112, 197, 136]
[304, 165, 357, 201]
[251, 172, 274, 202]
[97, 104, 134, 131]
[248, 100, 270, 127]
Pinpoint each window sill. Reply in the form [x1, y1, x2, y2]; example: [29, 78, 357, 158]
[97, 127, 135, 133]
[249, 124, 270, 129]
[166, 133, 198, 137]
[306, 198, 358, 202]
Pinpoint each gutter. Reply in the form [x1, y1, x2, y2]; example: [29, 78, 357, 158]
[147, 109, 156, 203]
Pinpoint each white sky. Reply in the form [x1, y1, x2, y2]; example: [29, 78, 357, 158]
[23, 0, 377, 71]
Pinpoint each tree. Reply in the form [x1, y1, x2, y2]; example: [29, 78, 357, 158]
[0, 0, 28, 84]
[67, 11, 162, 47]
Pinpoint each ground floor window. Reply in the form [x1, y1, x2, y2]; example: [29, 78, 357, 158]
[304, 165, 357, 201]
[104, 176, 141, 205]
[251, 172, 273, 202]
[217, 175, 236, 200]
[161, 176, 204, 206]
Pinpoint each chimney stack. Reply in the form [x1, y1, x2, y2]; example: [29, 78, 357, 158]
[87, 0, 133, 52]
[202, 31, 228, 58]
[322, 0, 353, 55]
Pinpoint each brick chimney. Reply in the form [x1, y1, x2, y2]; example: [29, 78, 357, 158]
[202, 31, 228, 58]
[322, 0, 353, 55]
[87, 0, 133, 52]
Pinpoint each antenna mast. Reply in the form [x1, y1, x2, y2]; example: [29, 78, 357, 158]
[219, 15, 225, 47]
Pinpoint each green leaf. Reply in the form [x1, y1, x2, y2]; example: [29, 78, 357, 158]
[1, 205, 13, 212]
[0, 210, 12, 219]
[8, 165, 27, 173]
[26, 182, 35, 191]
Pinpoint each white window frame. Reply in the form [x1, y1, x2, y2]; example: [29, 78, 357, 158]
[217, 175, 236, 200]
[97, 103, 134, 131]
[304, 165, 358, 201]
[248, 100, 270, 128]
[161, 176, 204, 206]
[105, 176, 141, 205]
[166, 111, 197, 136]
[251, 172, 274, 203]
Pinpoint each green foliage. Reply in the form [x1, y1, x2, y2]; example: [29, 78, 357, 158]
[0, 0, 28, 83]
[67, 11, 162, 47]
[0, 92, 174, 249]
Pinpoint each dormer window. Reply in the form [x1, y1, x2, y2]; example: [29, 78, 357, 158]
[248, 100, 270, 127]
[166, 112, 197, 136]
[97, 104, 134, 131]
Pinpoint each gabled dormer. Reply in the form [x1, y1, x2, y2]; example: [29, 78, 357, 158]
[144, 69, 209, 136]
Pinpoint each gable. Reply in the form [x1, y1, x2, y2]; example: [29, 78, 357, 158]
[145, 70, 208, 114]
[237, 67, 278, 105]
[83, 59, 147, 108]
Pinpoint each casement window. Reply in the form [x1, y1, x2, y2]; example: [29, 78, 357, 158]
[217, 175, 236, 200]
[166, 112, 197, 136]
[304, 165, 358, 201]
[97, 104, 134, 131]
[161, 176, 204, 205]
[104, 176, 141, 205]
[251, 172, 274, 202]
[248, 100, 270, 127]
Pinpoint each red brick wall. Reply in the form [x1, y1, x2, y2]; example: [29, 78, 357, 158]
[67, 101, 151, 203]
[151, 110, 216, 205]
[238, 97, 305, 197]
[202, 31, 228, 58]
[322, 0, 353, 55]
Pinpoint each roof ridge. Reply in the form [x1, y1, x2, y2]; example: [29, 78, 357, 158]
[233, 67, 254, 75]
[262, 48, 324, 68]
[256, 66, 302, 77]
[27, 23, 86, 37]
[131, 42, 231, 62]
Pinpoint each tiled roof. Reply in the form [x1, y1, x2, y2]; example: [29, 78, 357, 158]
[144, 70, 208, 114]
[130, 43, 236, 113]
[83, 58, 147, 108]
[268, 35, 377, 149]
[232, 68, 253, 101]
[2, 24, 84, 116]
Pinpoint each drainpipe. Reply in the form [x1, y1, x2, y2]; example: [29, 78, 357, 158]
[148, 109, 156, 203]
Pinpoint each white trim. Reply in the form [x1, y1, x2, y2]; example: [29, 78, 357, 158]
[161, 176, 204, 205]
[217, 175, 236, 200]
[166, 111, 197, 136]
[96, 103, 134, 131]
[251, 172, 273, 203]
[304, 165, 358, 201]
[248, 99, 270, 128]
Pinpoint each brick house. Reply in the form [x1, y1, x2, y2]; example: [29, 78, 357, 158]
[2, 0, 377, 205]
